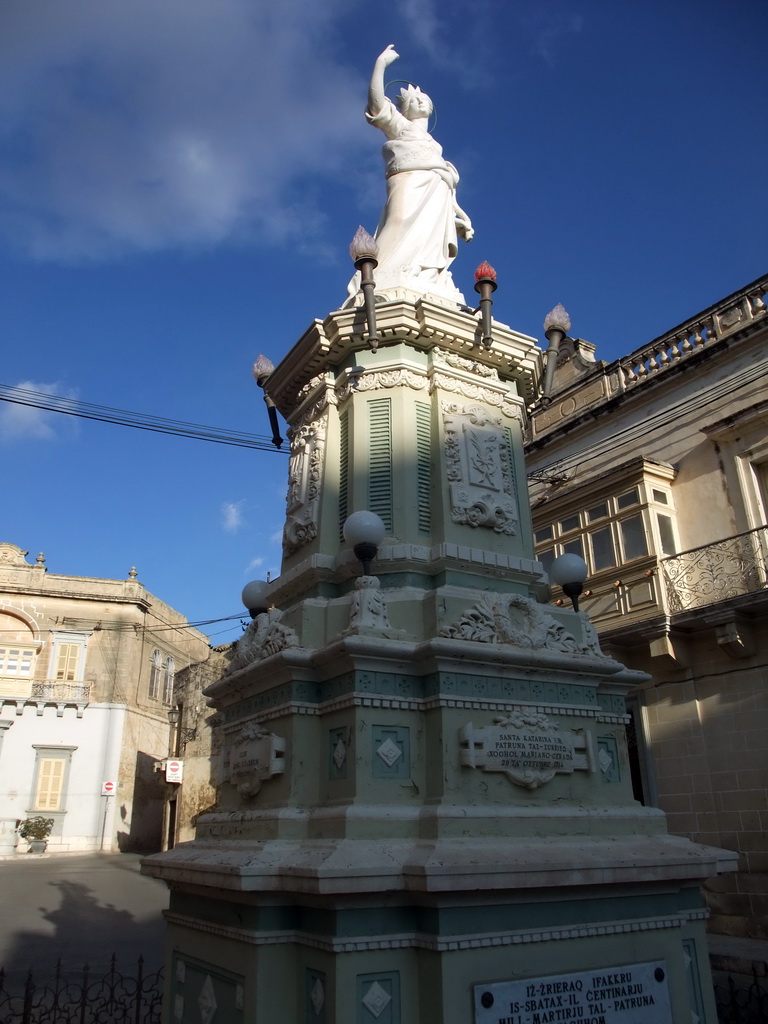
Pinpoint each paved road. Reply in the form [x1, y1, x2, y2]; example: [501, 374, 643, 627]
[0, 853, 169, 983]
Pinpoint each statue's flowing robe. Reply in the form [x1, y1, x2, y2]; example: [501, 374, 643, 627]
[347, 100, 465, 304]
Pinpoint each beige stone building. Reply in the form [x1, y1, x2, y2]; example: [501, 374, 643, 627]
[165, 644, 231, 848]
[0, 543, 210, 854]
[525, 273, 768, 938]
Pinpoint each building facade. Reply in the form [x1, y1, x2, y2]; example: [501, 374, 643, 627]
[164, 644, 231, 849]
[526, 274, 768, 938]
[0, 543, 210, 854]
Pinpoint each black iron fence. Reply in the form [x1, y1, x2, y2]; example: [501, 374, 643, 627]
[1, 955, 766, 1024]
[0, 956, 163, 1024]
[714, 968, 768, 1024]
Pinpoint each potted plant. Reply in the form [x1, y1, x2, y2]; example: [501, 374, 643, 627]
[18, 816, 54, 853]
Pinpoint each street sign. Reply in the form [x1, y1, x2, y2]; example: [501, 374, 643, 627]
[166, 759, 184, 783]
[101, 781, 116, 796]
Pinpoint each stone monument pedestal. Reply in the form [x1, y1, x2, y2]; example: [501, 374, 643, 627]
[145, 278, 736, 1023]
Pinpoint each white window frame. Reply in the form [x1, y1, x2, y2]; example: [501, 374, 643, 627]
[149, 649, 163, 700]
[29, 745, 77, 832]
[535, 476, 678, 578]
[0, 611, 40, 679]
[48, 632, 89, 683]
[162, 657, 175, 706]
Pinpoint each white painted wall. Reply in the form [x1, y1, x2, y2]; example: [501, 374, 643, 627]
[0, 702, 126, 853]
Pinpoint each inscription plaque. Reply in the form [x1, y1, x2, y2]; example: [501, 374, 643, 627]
[460, 711, 592, 789]
[474, 960, 672, 1024]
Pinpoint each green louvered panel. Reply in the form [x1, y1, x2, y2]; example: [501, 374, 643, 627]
[368, 399, 393, 530]
[338, 410, 349, 538]
[416, 402, 431, 533]
[504, 425, 517, 493]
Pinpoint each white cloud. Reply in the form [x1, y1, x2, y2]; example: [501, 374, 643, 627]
[245, 556, 264, 572]
[221, 500, 245, 533]
[396, 0, 441, 60]
[0, 380, 78, 441]
[0, 0, 365, 261]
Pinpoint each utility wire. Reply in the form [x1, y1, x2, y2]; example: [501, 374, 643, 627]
[528, 362, 767, 481]
[0, 384, 286, 453]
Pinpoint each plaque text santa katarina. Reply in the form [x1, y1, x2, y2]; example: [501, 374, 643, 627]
[474, 961, 672, 1024]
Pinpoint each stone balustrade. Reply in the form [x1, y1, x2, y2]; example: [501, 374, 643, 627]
[619, 280, 767, 389]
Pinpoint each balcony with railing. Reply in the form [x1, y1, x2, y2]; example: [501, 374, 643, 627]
[0, 678, 92, 717]
[660, 525, 768, 614]
[618, 282, 767, 390]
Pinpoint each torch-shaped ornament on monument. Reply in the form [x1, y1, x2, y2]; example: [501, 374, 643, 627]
[349, 227, 380, 352]
[252, 355, 284, 448]
[541, 303, 572, 402]
[473, 262, 497, 350]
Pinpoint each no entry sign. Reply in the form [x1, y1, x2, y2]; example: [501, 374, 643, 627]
[166, 760, 184, 783]
[101, 781, 116, 796]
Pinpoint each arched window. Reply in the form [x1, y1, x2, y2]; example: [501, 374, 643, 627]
[0, 611, 38, 679]
[162, 657, 175, 706]
[148, 649, 162, 700]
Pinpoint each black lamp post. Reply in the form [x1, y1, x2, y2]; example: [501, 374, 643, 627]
[549, 553, 589, 612]
[343, 511, 386, 576]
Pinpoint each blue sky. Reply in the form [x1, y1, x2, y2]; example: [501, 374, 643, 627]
[0, 0, 765, 644]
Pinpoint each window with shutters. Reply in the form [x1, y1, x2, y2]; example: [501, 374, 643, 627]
[30, 746, 76, 820]
[148, 649, 163, 700]
[35, 758, 65, 810]
[48, 632, 88, 683]
[162, 658, 175, 705]
[55, 643, 80, 681]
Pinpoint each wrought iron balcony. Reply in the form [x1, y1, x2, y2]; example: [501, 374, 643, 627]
[31, 680, 92, 701]
[661, 525, 768, 613]
[0, 678, 92, 717]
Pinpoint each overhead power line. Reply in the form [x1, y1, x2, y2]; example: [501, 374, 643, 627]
[0, 384, 287, 452]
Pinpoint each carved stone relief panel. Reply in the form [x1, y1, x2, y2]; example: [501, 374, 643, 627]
[335, 366, 426, 403]
[225, 608, 299, 675]
[283, 404, 328, 557]
[440, 592, 609, 659]
[432, 373, 521, 421]
[442, 402, 519, 535]
[432, 349, 500, 380]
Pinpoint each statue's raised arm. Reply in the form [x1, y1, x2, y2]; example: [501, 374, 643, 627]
[368, 45, 400, 119]
[346, 46, 473, 308]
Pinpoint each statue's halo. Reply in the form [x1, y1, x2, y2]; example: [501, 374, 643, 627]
[385, 78, 438, 132]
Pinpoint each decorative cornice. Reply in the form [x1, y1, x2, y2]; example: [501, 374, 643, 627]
[266, 298, 542, 419]
[165, 910, 705, 954]
[223, 694, 630, 728]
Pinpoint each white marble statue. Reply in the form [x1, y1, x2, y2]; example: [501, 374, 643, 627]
[347, 45, 473, 306]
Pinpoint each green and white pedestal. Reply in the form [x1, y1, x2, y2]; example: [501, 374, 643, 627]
[144, 295, 735, 1024]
